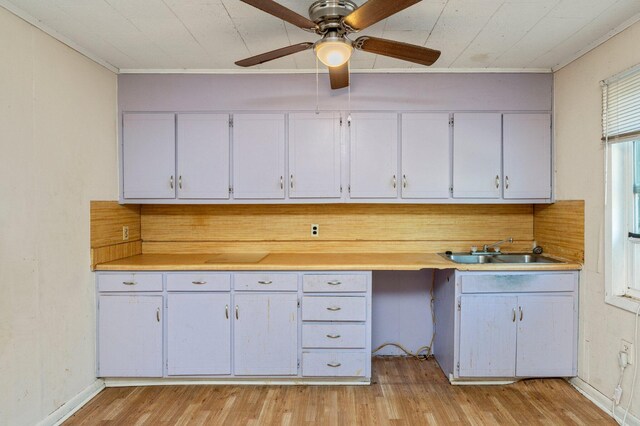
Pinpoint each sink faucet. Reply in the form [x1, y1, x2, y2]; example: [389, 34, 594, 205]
[482, 237, 513, 253]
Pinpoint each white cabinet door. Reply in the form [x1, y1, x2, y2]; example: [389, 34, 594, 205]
[167, 293, 231, 376]
[123, 113, 176, 199]
[503, 113, 552, 199]
[177, 114, 230, 199]
[516, 295, 575, 377]
[233, 114, 285, 199]
[289, 112, 342, 199]
[349, 113, 398, 198]
[401, 113, 451, 199]
[98, 295, 163, 377]
[452, 113, 502, 198]
[234, 293, 298, 376]
[458, 295, 517, 377]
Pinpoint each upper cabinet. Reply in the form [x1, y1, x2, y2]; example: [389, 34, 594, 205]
[122, 113, 176, 199]
[503, 113, 551, 200]
[177, 114, 230, 200]
[289, 112, 342, 199]
[349, 113, 398, 199]
[233, 114, 286, 200]
[452, 113, 502, 199]
[401, 113, 451, 199]
[120, 110, 552, 204]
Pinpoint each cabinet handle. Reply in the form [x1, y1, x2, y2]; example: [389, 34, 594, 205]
[280, 176, 283, 190]
[122, 281, 136, 286]
[258, 280, 273, 285]
[290, 174, 294, 189]
[327, 362, 342, 368]
[327, 306, 341, 311]
[156, 308, 160, 322]
[192, 281, 207, 285]
[495, 175, 500, 189]
[402, 174, 407, 188]
[235, 305, 239, 320]
[178, 175, 183, 189]
[327, 280, 341, 286]
[225, 304, 229, 319]
[512, 308, 516, 322]
[519, 306, 523, 321]
[392, 175, 397, 189]
[505, 176, 509, 190]
[170, 175, 174, 189]
[326, 334, 341, 339]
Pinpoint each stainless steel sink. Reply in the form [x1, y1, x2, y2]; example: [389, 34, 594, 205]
[440, 253, 563, 264]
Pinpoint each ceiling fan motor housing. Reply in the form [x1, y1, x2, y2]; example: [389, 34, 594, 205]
[308, 0, 357, 33]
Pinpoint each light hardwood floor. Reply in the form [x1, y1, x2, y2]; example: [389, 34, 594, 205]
[65, 358, 614, 425]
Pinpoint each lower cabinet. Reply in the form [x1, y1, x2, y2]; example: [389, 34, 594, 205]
[167, 293, 231, 375]
[98, 294, 163, 377]
[434, 270, 578, 383]
[234, 293, 298, 376]
[96, 271, 372, 383]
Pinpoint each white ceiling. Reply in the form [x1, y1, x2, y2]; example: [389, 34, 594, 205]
[3, 0, 640, 72]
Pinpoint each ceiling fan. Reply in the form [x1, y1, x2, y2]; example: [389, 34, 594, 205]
[235, 0, 441, 89]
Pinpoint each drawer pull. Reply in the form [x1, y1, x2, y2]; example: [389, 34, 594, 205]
[122, 281, 136, 286]
[235, 305, 239, 320]
[326, 334, 341, 339]
[258, 280, 273, 285]
[156, 308, 160, 322]
[327, 362, 342, 368]
[327, 306, 341, 311]
[327, 280, 342, 286]
[225, 304, 229, 319]
[192, 281, 207, 285]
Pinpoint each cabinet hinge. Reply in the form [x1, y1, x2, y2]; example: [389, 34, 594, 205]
[347, 115, 352, 126]
[456, 361, 460, 372]
[229, 117, 233, 127]
[340, 117, 343, 126]
[449, 117, 454, 126]
[229, 186, 233, 194]
[348, 185, 351, 194]
[340, 185, 343, 194]
[457, 298, 461, 311]
[449, 186, 453, 193]
[297, 298, 300, 308]
[297, 360, 300, 369]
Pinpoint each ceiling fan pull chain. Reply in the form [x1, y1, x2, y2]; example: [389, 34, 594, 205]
[315, 54, 320, 114]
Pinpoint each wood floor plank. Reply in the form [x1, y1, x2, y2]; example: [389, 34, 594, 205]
[65, 358, 615, 425]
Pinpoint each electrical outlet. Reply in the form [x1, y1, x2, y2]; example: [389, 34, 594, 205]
[122, 226, 129, 241]
[621, 339, 634, 365]
[311, 224, 319, 237]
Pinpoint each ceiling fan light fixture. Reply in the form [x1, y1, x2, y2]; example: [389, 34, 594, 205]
[314, 37, 353, 67]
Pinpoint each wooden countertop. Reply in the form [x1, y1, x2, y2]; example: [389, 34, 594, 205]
[94, 252, 582, 272]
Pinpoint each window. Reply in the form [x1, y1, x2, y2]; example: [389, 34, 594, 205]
[605, 64, 640, 309]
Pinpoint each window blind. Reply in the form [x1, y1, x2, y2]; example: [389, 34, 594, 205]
[602, 64, 640, 143]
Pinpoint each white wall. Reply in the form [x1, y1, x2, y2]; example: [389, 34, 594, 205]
[0, 7, 117, 425]
[555, 21, 640, 417]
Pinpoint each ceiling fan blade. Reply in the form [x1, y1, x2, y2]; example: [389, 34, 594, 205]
[235, 42, 314, 67]
[343, 0, 421, 31]
[329, 63, 349, 90]
[240, 0, 317, 30]
[354, 36, 441, 66]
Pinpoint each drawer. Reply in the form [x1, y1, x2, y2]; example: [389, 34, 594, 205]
[303, 274, 367, 293]
[302, 324, 366, 349]
[302, 296, 366, 321]
[166, 273, 231, 292]
[460, 272, 577, 294]
[234, 273, 298, 291]
[98, 273, 163, 292]
[302, 352, 367, 377]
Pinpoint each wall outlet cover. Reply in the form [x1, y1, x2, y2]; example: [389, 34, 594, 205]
[621, 339, 634, 365]
[311, 224, 319, 237]
[122, 226, 129, 241]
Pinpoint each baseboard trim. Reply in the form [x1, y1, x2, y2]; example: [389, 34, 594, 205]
[104, 378, 370, 387]
[569, 377, 640, 426]
[37, 379, 105, 426]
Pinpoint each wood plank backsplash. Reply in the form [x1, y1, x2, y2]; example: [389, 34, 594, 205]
[533, 200, 584, 262]
[90, 201, 142, 269]
[141, 204, 535, 254]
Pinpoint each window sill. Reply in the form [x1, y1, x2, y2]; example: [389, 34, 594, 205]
[606, 294, 640, 314]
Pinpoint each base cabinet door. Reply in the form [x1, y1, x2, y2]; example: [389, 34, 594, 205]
[516, 295, 575, 377]
[458, 295, 517, 377]
[98, 295, 163, 377]
[234, 293, 298, 375]
[167, 293, 231, 375]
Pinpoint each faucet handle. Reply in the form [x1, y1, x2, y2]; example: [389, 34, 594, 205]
[470, 246, 478, 253]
